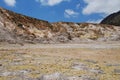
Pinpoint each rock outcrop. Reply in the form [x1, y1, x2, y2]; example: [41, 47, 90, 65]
[0, 7, 120, 44]
[101, 11, 120, 26]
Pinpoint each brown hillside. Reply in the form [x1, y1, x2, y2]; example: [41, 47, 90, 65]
[0, 7, 120, 43]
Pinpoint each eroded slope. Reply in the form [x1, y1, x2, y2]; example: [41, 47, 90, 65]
[0, 7, 120, 43]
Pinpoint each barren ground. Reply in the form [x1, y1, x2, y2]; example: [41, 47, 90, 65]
[0, 41, 120, 80]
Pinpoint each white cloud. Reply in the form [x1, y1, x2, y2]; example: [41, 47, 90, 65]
[64, 9, 79, 18]
[87, 19, 102, 23]
[4, 0, 16, 7]
[36, 0, 70, 6]
[83, 0, 120, 15]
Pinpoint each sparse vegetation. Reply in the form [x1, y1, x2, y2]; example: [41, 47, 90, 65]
[0, 43, 120, 80]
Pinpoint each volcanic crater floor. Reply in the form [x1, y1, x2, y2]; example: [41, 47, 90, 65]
[0, 42, 120, 80]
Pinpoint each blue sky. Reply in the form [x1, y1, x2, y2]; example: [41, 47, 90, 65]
[0, 0, 120, 23]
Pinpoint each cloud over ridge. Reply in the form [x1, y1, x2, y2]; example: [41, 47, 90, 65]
[82, 0, 120, 15]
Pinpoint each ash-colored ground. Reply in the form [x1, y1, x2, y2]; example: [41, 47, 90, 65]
[0, 42, 120, 80]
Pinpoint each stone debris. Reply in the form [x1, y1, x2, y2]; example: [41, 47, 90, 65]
[72, 62, 89, 71]
[89, 69, 104, 74]
[113, 69, 120, 74]
[72, 62, 104, 74]
[38, 73, 98, 80]
[38, 72, 67, 80]
[0, 70, 30, 77]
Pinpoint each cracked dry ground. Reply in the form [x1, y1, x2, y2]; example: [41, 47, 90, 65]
[0, 43, 120, 80]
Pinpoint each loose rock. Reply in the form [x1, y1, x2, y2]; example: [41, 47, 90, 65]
[113, 69, 120, 74]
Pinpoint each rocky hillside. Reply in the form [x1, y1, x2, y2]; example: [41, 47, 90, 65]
[101, 11, 120, 26]
[0, 7, 120, 44]
[0, 7, 53, 43]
